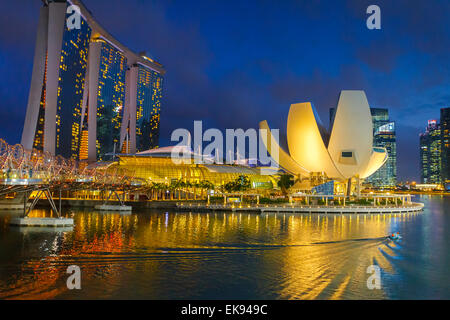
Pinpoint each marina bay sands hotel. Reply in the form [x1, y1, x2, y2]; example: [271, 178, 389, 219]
[22, 0, 165, 161]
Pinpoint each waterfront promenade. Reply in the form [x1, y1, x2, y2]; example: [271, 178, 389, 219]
[176, 201, 424, 214]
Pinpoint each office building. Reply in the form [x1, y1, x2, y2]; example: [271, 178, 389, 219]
[367, 108, 396, 187]
[420, 120, 442, 184]
[441, 107, 450, 183]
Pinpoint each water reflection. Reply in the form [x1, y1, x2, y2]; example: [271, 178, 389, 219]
[0, 198, 447, 299]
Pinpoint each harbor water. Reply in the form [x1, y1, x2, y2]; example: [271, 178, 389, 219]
[0, 195, 449, 299]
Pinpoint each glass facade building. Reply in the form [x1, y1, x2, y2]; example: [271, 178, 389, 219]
[420, 131, 429, 183]
[367, 109, 397, 187]
[420, 120, 442, 184]
[95, 40, 127, 160]
[136, 65, 163, 152]
[116, 155, 275, 189]
[32, 55, 47, 151]
[441, 107, 450, 183]
[419, 108, 450, 185]
[55, 12, 91, 159]
[31, 4, 91, 159]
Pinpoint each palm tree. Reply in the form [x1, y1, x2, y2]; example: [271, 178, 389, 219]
[151, 182, 165, 200]
[198, 180, 214, 199]
[237, 175, 251, 191]
[184, 181, 193, 200]
[179, 180, 186, 199]
[148, 182, 155, 200]
[192, 181, 201, 200]
[170, 179, 181, 200]
[277, 174, 294, 197]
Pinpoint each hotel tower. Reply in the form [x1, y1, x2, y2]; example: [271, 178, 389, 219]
[21, 0, 165, 161]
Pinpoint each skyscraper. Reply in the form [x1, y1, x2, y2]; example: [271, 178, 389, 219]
[93, 39, 127, 160]
[371, 121, 396, 187]
[330, 107, 397, 187]
[118, 62, 164, 155]
[441, 107, 450, 183]
[135, 64, 163, 152]
[420, 120, 442, 184]
[55, 12, 91, 159]
[22, 0, 165, 161]
[420, 131, 429, 183]
[367, 108, 396, 187]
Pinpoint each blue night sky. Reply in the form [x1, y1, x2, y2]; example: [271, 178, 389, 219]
[0, 0, 448, 181]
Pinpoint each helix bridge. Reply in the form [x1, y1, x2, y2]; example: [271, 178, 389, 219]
[0, 139, 144, 217]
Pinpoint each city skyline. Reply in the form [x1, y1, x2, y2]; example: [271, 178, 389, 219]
[0, 0, 449, 180]
[419, 107, 450, 185]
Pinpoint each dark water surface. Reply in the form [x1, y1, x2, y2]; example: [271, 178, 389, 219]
[0, 195, 449, 299]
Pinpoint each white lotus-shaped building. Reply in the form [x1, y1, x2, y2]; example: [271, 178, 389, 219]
[260, 90, 388, 181]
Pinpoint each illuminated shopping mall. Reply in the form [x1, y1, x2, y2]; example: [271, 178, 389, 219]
[105, 146, 277, 190]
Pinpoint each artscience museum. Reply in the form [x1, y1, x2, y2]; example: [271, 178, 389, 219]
[260, 90, 388, 194]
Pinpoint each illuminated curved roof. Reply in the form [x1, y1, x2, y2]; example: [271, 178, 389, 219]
[69, 0, 165, 75]
[360, 147, 389, 178]
[328, 91, 374, 178]
[137, 146, 193, 156]
[259, 120, 310, 176]
[287, 102, 344, 178]
[203, 164, 258, 174]
[114, 154, 276, 187]
[133, 146, 214, 162]
[260, 90, 388, 180]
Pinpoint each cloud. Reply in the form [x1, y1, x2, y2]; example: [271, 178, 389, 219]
[0, 1, 40, 51]
[269, 65, 369, 125]
[355, 41, 405, 73]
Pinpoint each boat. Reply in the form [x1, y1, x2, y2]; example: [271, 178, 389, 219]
[388, 232, 402, 240]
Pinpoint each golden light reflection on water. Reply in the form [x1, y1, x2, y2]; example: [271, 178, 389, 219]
[0, 209, 419, 299]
